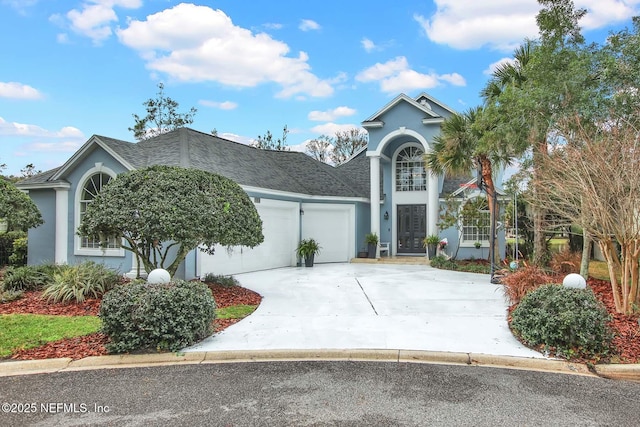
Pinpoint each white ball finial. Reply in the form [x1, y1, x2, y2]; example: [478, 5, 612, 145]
[147, 268, 171, 284]
[562, 273, 586, 289]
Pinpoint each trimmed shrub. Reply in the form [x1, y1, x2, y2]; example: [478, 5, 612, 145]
[42, 262, 120, 303]
[2, 265, 51, 291]
[100, 280, 216, 353]
[201, 273, 238, 287]
[510, 284, 613, 360]
[500, 265, 556, 305]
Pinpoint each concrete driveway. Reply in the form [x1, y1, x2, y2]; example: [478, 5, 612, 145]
[185, 263, 543, 358]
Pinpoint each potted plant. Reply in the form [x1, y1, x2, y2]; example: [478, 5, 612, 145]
[365, 232, 379, 258]
[424, 234, 440, 259]
[296, 238, 321, 267]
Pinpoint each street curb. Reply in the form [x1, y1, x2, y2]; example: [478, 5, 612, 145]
[3, 349, 638, 380]
[593, 364, 640, 382]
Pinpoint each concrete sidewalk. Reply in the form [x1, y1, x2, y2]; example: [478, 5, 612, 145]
[185, 263, 543, 358]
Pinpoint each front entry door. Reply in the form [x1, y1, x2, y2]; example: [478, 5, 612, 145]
[397, 205, 426, 254]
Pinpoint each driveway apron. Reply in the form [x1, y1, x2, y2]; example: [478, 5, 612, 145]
[185, 264, 543, 358]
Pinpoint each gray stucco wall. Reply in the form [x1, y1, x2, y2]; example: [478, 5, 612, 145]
[26, 189, 56, 265]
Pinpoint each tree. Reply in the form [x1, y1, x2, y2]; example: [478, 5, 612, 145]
[20, 163, 41, 178]
[129, 83, 197, 141]
[480, 1, 598, 266]
[437, 194, 487, 260]
[0, 179, 43, 232]
[78, 166, 264, 277]
[252, 125, 289, 150]
[425, 106, 507, 265]
[306, 135, 333, 162]
[330, 128, 368, 165]
[532, 113, 640, 314]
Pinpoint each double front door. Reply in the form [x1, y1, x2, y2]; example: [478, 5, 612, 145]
[397, 204, 426, 254]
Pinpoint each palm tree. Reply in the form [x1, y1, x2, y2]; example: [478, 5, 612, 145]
[479, 40, 554, 266]
[426, 106, 505, 265]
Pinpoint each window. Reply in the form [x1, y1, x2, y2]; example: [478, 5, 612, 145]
[461, 198, 490, 244]
[77, 170, 120, 252]
[395, 146, 426, 191]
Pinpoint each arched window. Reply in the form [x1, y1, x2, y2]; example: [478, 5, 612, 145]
[395, 146, 426, 191]
[75, 165, 121, 255]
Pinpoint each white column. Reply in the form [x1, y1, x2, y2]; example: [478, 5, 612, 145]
[370, 155, 381, 257]
[428, 172, 439, 236]
[54, 188, 69, 264]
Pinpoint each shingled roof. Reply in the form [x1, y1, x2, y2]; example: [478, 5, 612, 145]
[18, 128, 368, 199]
[17, 127, 474, 199]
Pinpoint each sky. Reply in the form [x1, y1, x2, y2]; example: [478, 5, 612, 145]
[1, 0, 638, 176]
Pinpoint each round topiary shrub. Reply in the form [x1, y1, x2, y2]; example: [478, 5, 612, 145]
[510, 284, 613, 360]
[100, 280, 216, 353]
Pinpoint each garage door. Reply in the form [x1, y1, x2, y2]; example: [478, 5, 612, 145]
[198, 199, 299, 276]
[301, 203, 355, 263]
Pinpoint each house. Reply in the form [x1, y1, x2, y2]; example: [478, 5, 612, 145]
[17, 92, 505, 278]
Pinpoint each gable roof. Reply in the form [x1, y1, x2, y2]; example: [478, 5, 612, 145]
[17, 128, 369, 199]
[362, 93, 447, 128]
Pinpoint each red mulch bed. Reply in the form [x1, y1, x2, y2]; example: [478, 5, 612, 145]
[1, 284, 262, 361]
[587, 277, 640, 363]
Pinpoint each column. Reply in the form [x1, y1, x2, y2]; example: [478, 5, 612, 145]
[428, 172, 439, 236]
[370, 155, 381, 257]
[54, 188, 69, 264]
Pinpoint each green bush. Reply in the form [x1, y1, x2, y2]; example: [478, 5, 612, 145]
[429, 255, 459, 270]
[0, 289, 24, 303]
[8, 237, 28, 266]
[510, 284, 613, 360]
[201, 273, 238, 287]
[100, 280, 216, 353]
[42, 262, 120, 303]
[0, 231, 26, 266]
[2, 265, 51, 291]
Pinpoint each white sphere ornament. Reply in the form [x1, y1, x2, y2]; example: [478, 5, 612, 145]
[562, 273, 586, 289]
[147, 268, 171, 284]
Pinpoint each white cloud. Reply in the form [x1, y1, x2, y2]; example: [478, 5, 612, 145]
[24, 141, 83, 152]
[0, 82, 43, 99]
[198, 100, 238, 110]
[117, 4, 333, 99]
[218, 132, 253, 145]
[308, 106, 357, 122]
[361, 38, 376, 52]
[62, 0, 142, 44]
[299, 19, 321, 31]
[355, 56, 466, 94]
[310, 123, 362, 136]
[263, 22, 283, 30]
[484, 57, 516, 75]
[0, 117, 84, 138]
[415, 0, 640, 51]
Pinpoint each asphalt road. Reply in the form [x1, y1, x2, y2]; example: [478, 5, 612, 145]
[1, 361, 639, 426]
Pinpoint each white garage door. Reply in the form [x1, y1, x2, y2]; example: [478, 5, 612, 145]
[301, 203, 355, 263]
[198, 199, 299, 276]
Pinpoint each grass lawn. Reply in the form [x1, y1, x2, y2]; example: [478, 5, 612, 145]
[0, 314, 101, 357]
[216, 305, 258, 320]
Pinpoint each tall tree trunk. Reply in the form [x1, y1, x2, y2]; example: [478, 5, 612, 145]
[480, 157, 500, 264]
[532, 139, 549, 266]
[579, 232, 590, 279]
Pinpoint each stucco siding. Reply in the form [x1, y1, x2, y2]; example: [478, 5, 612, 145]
[26, 189, 56, 265]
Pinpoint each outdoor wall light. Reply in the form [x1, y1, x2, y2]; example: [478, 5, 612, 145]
[384, 211, 389, 220]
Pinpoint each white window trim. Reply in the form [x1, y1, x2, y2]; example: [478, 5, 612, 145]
[393, 143, 427, 193]
[74, 163, 125, 257]
[459, 204, 491, 248]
